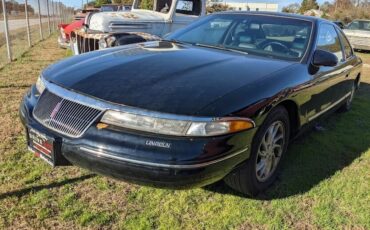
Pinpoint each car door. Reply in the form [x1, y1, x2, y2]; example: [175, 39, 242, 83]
[306, 23, 349, 122]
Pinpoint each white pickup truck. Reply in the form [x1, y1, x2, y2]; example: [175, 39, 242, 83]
[71, 0, 205, 54]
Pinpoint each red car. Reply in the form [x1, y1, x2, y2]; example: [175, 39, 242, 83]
[57, 8, 100, 48]
[58, 19, 84, 48]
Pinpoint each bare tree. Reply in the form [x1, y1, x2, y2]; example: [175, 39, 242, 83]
[282, 3, 300, 14]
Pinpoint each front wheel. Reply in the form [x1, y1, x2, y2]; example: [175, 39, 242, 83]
[224, 106, 290, 196]
[338, 83, 356, 112]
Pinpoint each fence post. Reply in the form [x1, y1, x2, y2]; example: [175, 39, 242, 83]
[47, 0, 51, 35]
[59, 1, 62, 24]
[58, 0, 63, 24]
[52, 1, 55, 31]
[57, 3, 59, 26]
[61, 3, 64, 23]
[24, 0, 32, 47]
[1, 0, 12, 62]
[37, 0, 43, 40]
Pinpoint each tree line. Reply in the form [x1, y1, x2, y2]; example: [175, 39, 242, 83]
[0, 0, 35, 15]
[84, 0, 133, 7]
[282, 0, 370, 23]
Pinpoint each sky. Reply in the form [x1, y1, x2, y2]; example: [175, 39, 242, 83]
[60, 0, 332, 11]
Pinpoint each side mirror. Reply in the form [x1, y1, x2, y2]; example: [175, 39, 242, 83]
[312, 49, 338, 67]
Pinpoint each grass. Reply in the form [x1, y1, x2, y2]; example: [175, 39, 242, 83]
[0, 36, 369, 229]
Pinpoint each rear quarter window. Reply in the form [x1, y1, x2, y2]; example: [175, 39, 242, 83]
[338, 30, 353, 60]
[317, 24, 344, 62]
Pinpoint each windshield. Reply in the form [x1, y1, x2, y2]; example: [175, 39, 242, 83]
[101, 5, 120, 12]
[133, 0, 172, 13]
[168, 14, 313, 61]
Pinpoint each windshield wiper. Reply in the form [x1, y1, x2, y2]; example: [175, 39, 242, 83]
[194, 43, 248, 55]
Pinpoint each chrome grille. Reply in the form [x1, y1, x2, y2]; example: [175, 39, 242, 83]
[76, 34, 99, 54]
[33, 90, 102, 138]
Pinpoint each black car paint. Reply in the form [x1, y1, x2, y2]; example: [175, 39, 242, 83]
[43, 42, 295, 117]
[20, 12, 362, 189]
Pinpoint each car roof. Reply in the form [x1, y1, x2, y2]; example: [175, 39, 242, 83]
[215, 11, 331, 24]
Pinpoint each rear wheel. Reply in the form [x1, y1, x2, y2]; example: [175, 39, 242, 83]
[224, 106, 290, 196]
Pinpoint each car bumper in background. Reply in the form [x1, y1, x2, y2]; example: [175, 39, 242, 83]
[346, 36, 370, 51]
[352, 44, 370, 51]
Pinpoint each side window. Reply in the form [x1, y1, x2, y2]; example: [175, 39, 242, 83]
[361, 21, 370, 31]
[338, 30, 353, 59]
[348, 21, 359, 30]
[176, 0, 201, 16]
[317, 24, 344, 62]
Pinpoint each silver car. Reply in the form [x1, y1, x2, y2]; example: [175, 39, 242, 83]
[343, 19, 370, 51]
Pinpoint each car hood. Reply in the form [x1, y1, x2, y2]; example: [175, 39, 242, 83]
[64, 19, 84, 34]
[43, 41, 295, 116]
[89, 10, 166, 32]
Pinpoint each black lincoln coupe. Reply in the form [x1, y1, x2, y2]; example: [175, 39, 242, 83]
[20, 12, 362, 196]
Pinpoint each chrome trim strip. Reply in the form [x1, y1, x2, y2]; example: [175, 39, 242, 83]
[308, 92, 351, 121]
[79, 146, 248, 169]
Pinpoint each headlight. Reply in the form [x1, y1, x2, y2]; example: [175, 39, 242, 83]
[35, 76, 46, 94]
[99, 36, 116, 49]
[100, 110, 255, 137]
[107, 36, 116, 46]
[98, 38, 108, 49]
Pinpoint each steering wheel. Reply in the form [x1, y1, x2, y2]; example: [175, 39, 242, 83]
[260, 41, 290, 54]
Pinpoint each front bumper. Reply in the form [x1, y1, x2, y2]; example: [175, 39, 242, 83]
[352, 44, 370, 51]
[19, 86, 254, 189]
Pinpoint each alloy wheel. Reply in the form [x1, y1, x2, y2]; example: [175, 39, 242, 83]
[346, 84, 356, 108]
[255, 120, 286, 182]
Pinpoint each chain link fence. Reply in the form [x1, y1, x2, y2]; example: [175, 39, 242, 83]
[0, 0, 74, 68]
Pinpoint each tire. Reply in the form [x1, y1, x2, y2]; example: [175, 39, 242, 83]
[338, 83, 356, 112]
[224, 106, 290, 196]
